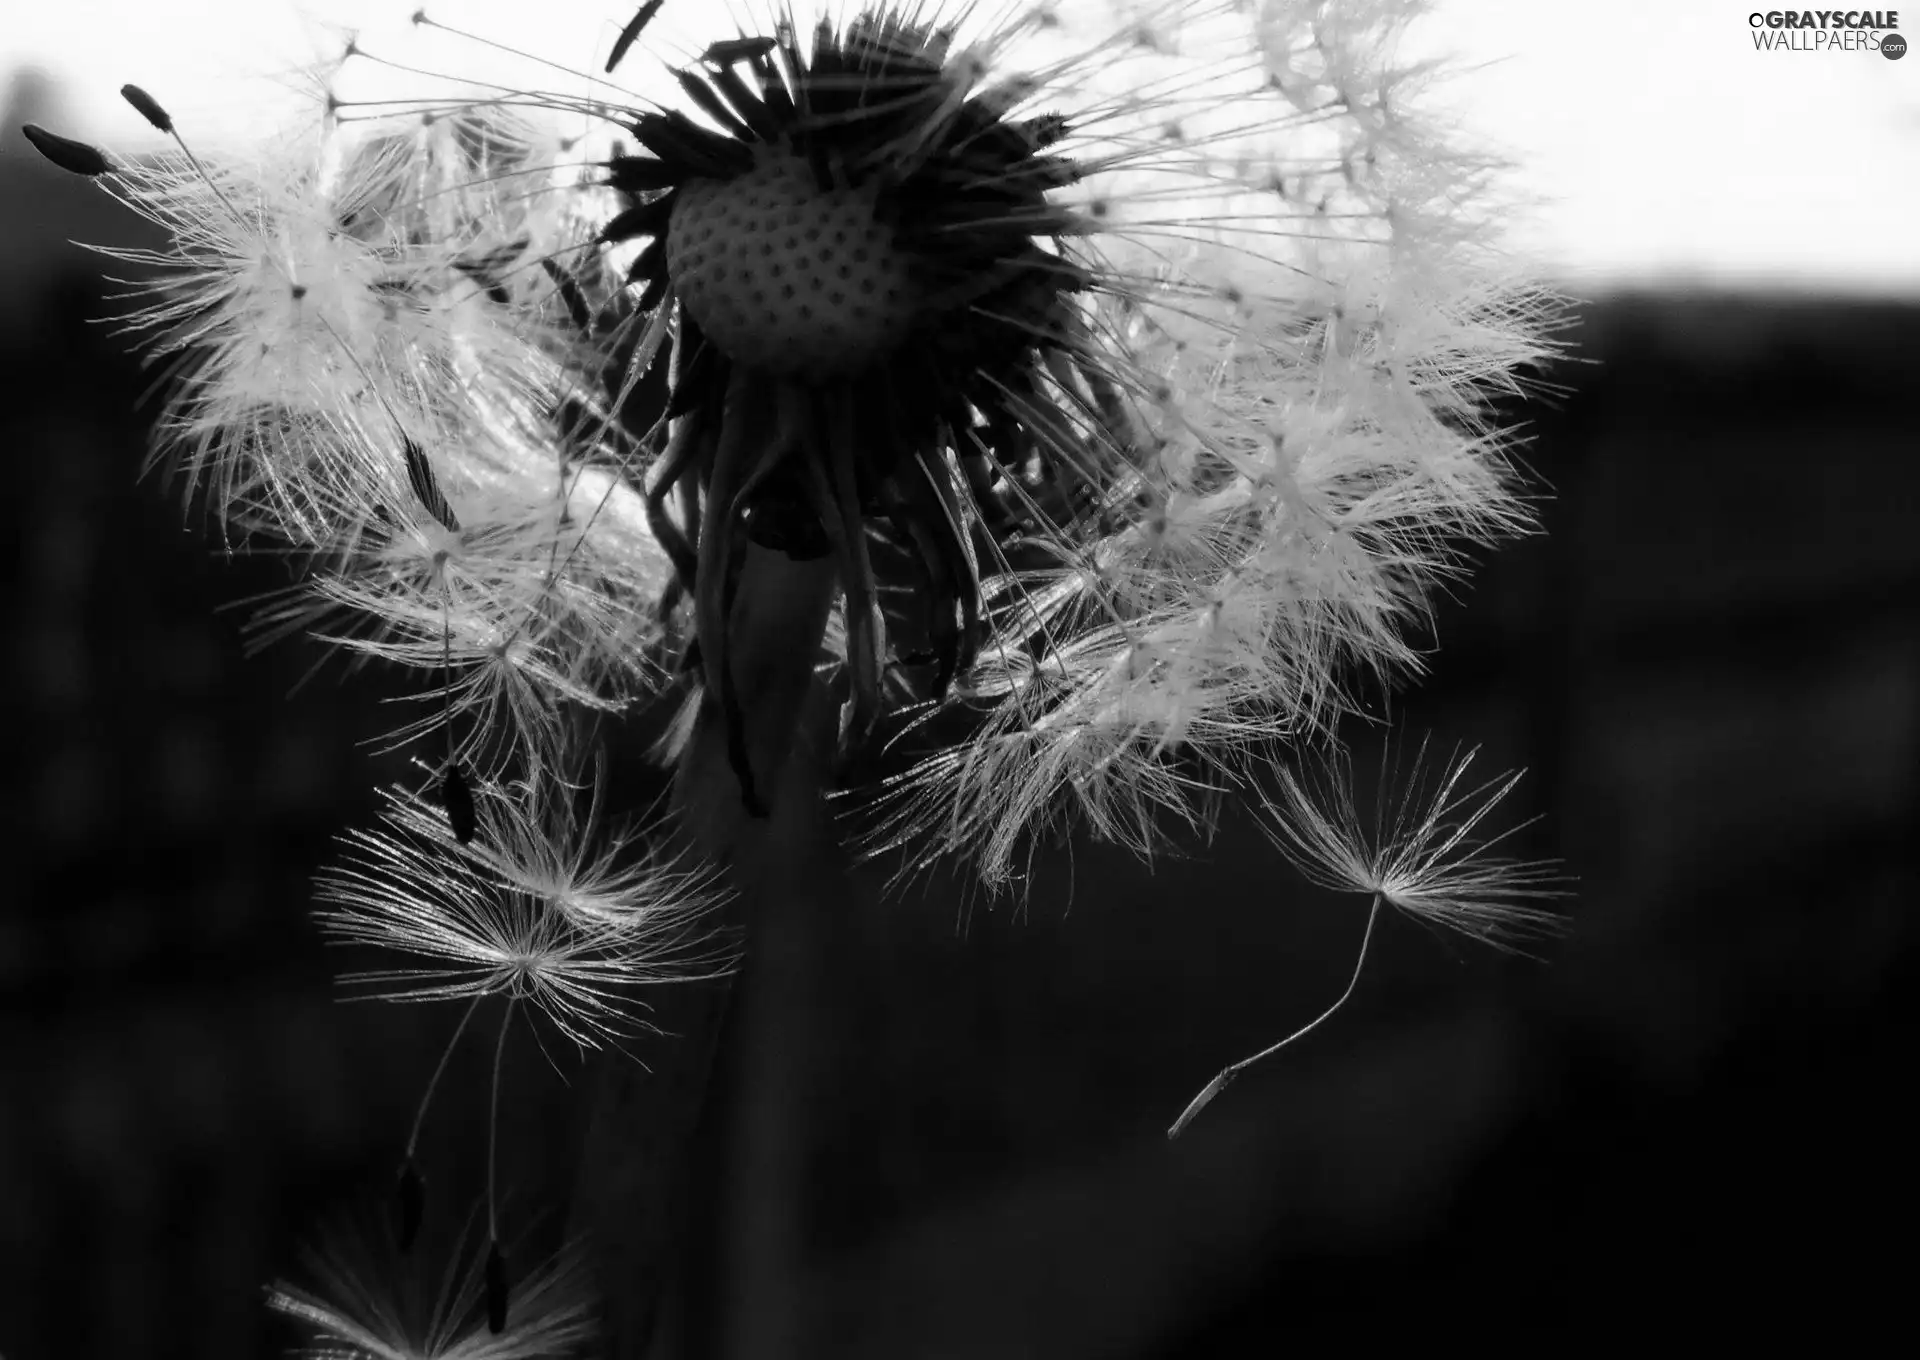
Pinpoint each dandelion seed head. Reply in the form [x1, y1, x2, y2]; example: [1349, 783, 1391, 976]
[55, 0, 1558, 895]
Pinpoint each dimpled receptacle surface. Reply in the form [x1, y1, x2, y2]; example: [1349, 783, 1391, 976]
[666, 155, 921, 379]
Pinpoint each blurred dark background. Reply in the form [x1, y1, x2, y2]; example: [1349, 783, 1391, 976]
[3, 77, 1917, 1358]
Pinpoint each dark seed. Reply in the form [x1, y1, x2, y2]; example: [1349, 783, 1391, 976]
[485, 1241, 509, 1333]
[605, 155, 681, 194]
[20, 124, 111, 178]
[607, 0, 667, 74]
[403, 436, 461, 533]
[703, 36, 777, 65]
[443, 762, 477, 844]
[451, 239, 526, 308]
[394, 1159, 425, 1253]
[539, 260, 594, 333]
[119, 84, 173, 133]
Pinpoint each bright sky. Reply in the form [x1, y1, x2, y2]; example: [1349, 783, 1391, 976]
[5, 0, 1917, 294]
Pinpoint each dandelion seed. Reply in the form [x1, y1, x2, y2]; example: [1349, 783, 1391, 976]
[267, 1214, 595, 1360]
[485, 1241, 510, 1335]
[20, 123, 113, 177]
[607, 0, 670, 74]
[405, 436, 462, 536]
[313, 769, 731, 1050]
[1259, 736, 1568, 948]
[702, 36, 781, 66]
[1168, 737, 1566, 1135]
[445, 753, 729, 937]
[442, 759, 478, 845]
[119, 83, 174, 135]
[319, 764, 730, 1268]
[1167, 891, 1384, 1140]
[256, 459, 668, 776]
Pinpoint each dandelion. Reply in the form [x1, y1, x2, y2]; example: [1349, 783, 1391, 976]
[1167, 738, 1567, 1137]
[267, 1213, 597, 1358]
[19, 0, 1568, 1341]
[23, 0, 1555, 877]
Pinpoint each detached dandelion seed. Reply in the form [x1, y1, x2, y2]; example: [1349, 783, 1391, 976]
[1169, 738, 1567, 1136]
[1166, 889, 1385, 1140]
[267, 1214, 596, 1360]
[1260, 737, 1569, 949]
[608, 0, 670, 74]
[20, 123, 113, 177]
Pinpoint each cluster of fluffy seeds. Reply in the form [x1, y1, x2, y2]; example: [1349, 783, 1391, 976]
[823, 0, 1557, 884]
[58, 0, 1559, 892]
[91, 99, 672, 763]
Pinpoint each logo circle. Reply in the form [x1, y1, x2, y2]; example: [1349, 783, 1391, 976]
[1884, 32, 1908, 59]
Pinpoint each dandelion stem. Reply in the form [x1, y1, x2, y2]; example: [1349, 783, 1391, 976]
[576, 538, 842, 1359]
[1166, 892, 1384, 1140]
